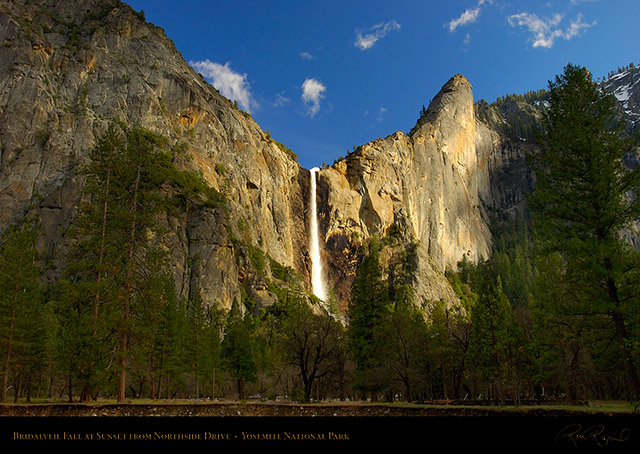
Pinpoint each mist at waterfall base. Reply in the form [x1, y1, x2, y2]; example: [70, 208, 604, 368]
[309, 167, 327, 302]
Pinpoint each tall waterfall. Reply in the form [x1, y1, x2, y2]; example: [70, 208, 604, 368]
[309, 167, 327, 301]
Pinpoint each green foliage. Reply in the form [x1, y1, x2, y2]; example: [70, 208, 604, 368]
[490, 218, 536, 307]
[247, 243, 266, 275]
[348, 236, 391, 396]
[265, 130, 298, 162]
[182, 290, 224, 399]
[58, 122, 215, 402]
[373, 301, 430, 402]
[467, 277, 525, 403]
[0, 219, 44, 402]
[214, 163, 227, 175]
[347, 235, 428, 400]
[276, 299, 344, 402]
[447, 257, 532, 403]
[529, 63, 640, 400]
[221, 301, 258, 400]
[268, 254, 298, 284]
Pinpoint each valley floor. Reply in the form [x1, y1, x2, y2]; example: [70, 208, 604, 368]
[0, 399, 637, 416]
[2, 401, 638, 448]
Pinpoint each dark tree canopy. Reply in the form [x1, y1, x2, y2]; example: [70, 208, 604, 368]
[529, 63, 640, 400]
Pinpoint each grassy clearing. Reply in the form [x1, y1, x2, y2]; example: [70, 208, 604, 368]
[1, 398, 638, 413]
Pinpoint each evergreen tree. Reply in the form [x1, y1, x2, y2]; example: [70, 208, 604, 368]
[0, 220, 42, 402]
[149, 279, 186, 399]
[55, 124, 126, 400]
[221, 301, 258, 400]
[130, 256, 180, 399]
[185, 290, 223, 399]
[530, 252, 593, 401]
[374, 300, 429, 402]
[529, 63, 640, 400]
[467, 277, 523, 404]
[347, 236, 391, 400]
[427, 298, 472, 400]
[59, 123, 177, 402]
[202, 304, 224, 399]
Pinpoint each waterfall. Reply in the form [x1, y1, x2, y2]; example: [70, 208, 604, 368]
[309, 167, 327, 301]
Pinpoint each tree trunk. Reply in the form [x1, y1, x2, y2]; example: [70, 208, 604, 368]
[610, 307, 640, 400]
[117, 160, 141, 403]
[604, 260, 640, 400]
[237, 377, 244, 401]
[211, 363, 216, 400]
[92, 167, 111, 332]
[2, 306, 16, 402]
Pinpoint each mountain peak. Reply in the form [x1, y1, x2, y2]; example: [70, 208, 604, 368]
[445, 73, 473, 90]
[428, 73, 474, 114]
[411, 73, 474, 136]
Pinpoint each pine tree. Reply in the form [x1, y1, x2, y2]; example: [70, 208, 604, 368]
[60, 123, 176, 402]
[185, 290, 223, 399]
[221, 301, 257, 400]
[347, 236, 391, 400]
[529, 63, 640, 400]
[149, 280, 186, 399]
[530, 252, 592, 402]
[0, 220, 42, 402]
[374, 301, 429, 402]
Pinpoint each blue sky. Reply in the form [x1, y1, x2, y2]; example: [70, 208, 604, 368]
[126, 0, 639, 170]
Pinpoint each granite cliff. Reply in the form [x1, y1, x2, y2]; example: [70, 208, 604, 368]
[0, 0, 310, 313]
[3, 0, 634, 317]
[317, 74, 538, 310]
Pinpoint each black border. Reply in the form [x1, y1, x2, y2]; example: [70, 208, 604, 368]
[3, 413, 640, 450]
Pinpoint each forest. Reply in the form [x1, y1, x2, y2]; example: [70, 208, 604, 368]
[1, 64, 639, 406]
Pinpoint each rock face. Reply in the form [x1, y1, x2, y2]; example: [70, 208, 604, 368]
[602, 65, 640, 133]
[11, 1, 635, 316]
[0, 0, 309, 311]
[474, 98, 539, 222]
[318, 75, 494, 309]
[0, 0, 541, 315]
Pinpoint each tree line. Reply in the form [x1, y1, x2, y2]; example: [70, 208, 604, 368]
[1, 64, 639, 404]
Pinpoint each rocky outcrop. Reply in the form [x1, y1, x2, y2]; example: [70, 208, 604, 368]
[318, 75, 493, 309]
[0, 0, 309, 311]
[602, 65, 640, 133]
[0, 0, 566, 316]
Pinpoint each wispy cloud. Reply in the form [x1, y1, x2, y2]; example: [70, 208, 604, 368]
[354, 20, 401, 50]
[508, 12, 596, 48]
[300, 51, 315, 60]
[301, 78, 326, 117]
[190, 60, 257, 112]
[377, 106, 387, 123]
[448, 0, 490, 32]
[273, 91, 290, 108]
[564, 13, 597, 40]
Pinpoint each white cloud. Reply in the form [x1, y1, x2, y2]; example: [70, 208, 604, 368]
[449, 7, 481, 32]
[274, 91, 290, 107]
[301, 78, 326, 117]
[448, 0, 491, 32]
[190, 59, 257, 112]
[508, 12, 596, 48]
[565, 13, 596, 39]
[300, 51, 315, 60]
[377, 106, 387, 123]
[354, 20, 401, 50]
